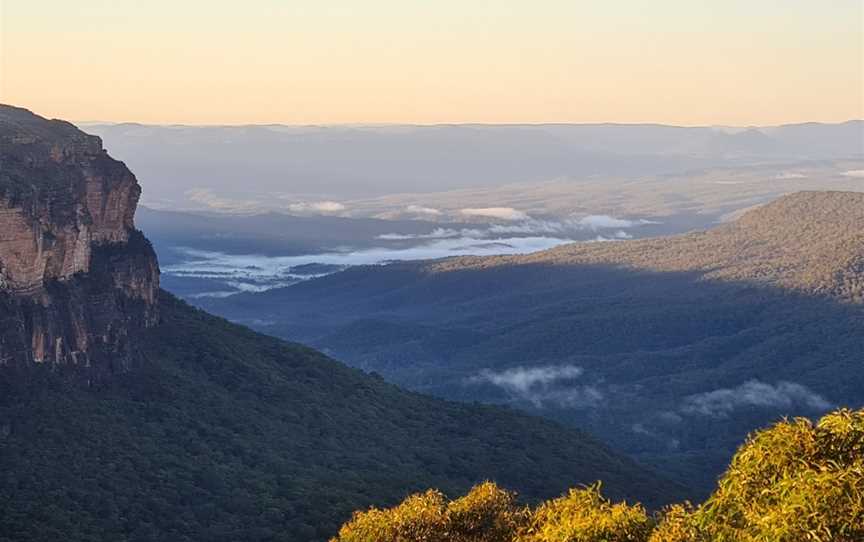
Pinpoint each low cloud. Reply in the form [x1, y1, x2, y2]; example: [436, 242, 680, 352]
[287, 201, 347, 214]
[377, 228, 464, 240]
[487, 219, 575, 235]
[460, 207, 529, 221]
[472, 365, 584, 393]
[681, 380, 833, 418]
[657, 411, 683, 424]
[379, 214, 655, 242]
[586, 231, 633, 243]
[163, 234, 573, 296]
[774, 171, 806, 180]
[631, 424, 681, 451]
[468, 365, 602, 408]
[185, 188, 257, 211]
[841, 170, 864, 178]
[577, 215, 656, 230]
[406, 204, 442, 216]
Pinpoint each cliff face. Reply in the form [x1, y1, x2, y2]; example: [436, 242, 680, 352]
[0, 105, 159, 371]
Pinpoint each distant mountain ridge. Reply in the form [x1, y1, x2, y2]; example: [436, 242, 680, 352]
[84, 121, 863, 210]
[205, 190, 864, 492]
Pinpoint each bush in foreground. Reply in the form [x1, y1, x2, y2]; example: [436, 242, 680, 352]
[686, 408, 864, 541]
[518, 484, 651, 542]
[332, 409, 864, 542]
[333, 482, 525, 542]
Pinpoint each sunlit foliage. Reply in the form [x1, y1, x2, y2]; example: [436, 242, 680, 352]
[517, 484, 652, 542]
[332, 482, 526, 542]
[646, 503, 699, 542]
[334, 409, 864, 542]
[690, 408, 864, 542]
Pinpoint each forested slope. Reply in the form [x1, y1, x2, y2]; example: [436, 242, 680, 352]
[206, 192, 864, 491]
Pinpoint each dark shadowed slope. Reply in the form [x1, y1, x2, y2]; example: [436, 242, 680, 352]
[0, 293, 682, 542]
[204, 191, 864, 492]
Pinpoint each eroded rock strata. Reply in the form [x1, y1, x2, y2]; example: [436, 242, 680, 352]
[0, 105, 158, 372]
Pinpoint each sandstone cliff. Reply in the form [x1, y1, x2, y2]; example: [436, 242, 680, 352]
[0, 105, 159, 371]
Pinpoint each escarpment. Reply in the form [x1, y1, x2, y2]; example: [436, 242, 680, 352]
[0, 105, 159, 371]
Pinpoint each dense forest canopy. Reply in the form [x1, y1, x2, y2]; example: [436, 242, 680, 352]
[0, 293, 681, 542]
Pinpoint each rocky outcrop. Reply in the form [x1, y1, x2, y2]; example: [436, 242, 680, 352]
[0, 105, 159, 371]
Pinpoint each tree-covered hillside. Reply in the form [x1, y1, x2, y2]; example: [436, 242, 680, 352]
[0, 292, 681, 542]
[203, 192, 864, 492]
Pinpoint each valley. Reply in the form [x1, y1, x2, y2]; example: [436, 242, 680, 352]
[201, 191, 864, 491]
[0, 104, 686, 542]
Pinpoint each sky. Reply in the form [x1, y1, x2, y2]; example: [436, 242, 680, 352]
[0, 0, 861, 125]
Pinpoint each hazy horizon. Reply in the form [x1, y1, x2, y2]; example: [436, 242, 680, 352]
[74, 118, 864, 129]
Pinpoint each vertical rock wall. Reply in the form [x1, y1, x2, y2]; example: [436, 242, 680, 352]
[0, 105, 159, 372]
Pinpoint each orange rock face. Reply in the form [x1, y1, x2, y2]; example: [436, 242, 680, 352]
[0, 105, 159, 371]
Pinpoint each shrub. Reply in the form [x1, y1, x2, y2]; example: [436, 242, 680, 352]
[331, 489, 447, 542]
[331, 482, 525, 542]
[447, 482, 528, 542]
[647, 504, 701, 542]
[693, 408, 864, 542]
[332, 409, 864, 542]
[517, 483, 653, 542]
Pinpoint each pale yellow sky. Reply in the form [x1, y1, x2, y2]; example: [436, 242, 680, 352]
[1, 0, 862, 125]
